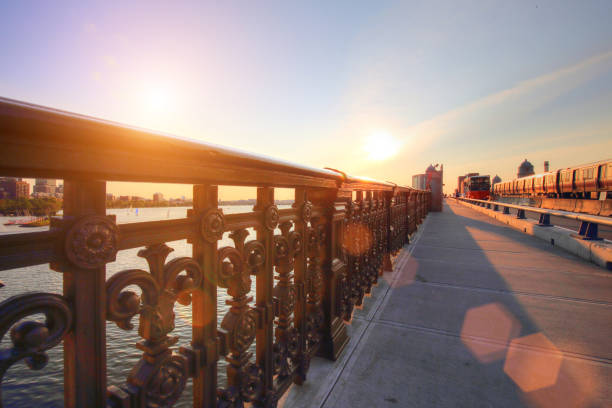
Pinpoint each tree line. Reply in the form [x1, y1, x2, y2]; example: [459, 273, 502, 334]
[0, 197, 63, 216]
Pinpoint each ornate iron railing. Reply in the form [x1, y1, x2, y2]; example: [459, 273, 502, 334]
[0, 97, 430, 407]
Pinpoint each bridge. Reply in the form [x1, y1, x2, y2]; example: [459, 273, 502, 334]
[0, 98, 610, 408]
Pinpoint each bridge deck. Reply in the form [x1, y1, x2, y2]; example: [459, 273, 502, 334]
[284, 199, 612, 408]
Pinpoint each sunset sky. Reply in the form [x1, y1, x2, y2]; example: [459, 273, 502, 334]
[1, 1, 611, 198]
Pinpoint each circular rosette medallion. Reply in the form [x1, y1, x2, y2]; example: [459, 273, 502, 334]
[201, 208, 225, 243]
[263, 205, 279, 231]
[65, 215, 118, 269]
[221, 308, 257, 353]
[145, 354, 189, 407]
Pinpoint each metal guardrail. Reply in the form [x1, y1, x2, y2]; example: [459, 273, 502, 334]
[0, 97, 431, 408]
[457, 197, 611, 240]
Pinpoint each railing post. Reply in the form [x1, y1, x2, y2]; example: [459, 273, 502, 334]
[516, 209, 526, 219]
[55, 180, 108, 408]
[190, 184, 219, 407]
[293, 188, 308, 383]
[255, 187, 276, 405]
[503, 206, 510, 214]
[577, 221, 601, 240]
[383, 190, 393, 272]
[312, 188, 349, 360]
[537, 213, 552, 227]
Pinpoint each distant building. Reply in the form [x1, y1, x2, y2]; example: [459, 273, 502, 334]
[106, 193, 115, 201]
[119, 195, 131, 201]
[0, 178, 30, 199]
[153, 192, 164, 202]
[425, 164, 443, 212]
[412, 174, 427, 190]
[492, 175, 502, 185]
[517, 159, 534, 178]
[33, 179, 57, 196]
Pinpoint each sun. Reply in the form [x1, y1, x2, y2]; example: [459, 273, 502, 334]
[363, 131, 401, 161]
[144, 86, 171, 111]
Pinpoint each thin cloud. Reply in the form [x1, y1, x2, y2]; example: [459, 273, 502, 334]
[402, 49, 612, 153]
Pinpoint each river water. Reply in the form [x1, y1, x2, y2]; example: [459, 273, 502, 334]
[0, 205, 288, 407]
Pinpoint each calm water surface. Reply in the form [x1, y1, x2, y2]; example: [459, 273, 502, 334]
[0, 205, 287, 407]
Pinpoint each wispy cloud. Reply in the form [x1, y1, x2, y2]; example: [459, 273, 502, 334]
[400, 49, 612, 154]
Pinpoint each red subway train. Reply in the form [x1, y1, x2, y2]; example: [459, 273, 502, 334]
[463, 175, 491, 199]
[493, 159, 612, 199]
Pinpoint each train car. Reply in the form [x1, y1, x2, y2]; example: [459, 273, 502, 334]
[543, 171, 559, 196]
[498, 159, 612, 200]
[463, 175, 491, 199]
[599, 162, 612, 196]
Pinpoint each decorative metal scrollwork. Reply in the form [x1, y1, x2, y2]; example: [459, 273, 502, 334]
[106, 244, 202, 407]
[201, 208, 225, 243]
[244, 240, 265, 274]
[301, 201, 313, 222]
[263, 205, 279, 231]
[0, 293, 72, 407]
[65, 215, 118, 269]
[218, 229, 265, 406]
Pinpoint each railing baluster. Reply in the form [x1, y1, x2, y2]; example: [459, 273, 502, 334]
[190, 184, 219, 407]
[255, 187, 276, 406]
[56, 180, 109, 407]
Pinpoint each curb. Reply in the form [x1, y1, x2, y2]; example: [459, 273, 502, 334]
[455, 200, 612, 271]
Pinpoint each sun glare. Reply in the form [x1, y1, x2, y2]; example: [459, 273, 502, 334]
[145, 86, 171, 111]
[363, 131, 401, 161]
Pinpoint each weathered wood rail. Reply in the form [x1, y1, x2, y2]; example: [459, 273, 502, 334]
[0, 97, 430, 407]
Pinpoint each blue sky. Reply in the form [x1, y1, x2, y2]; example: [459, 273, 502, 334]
[1, 1, 611, 197]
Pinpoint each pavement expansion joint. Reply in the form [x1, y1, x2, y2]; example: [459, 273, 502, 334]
[403, 280, 612, 307]
[373, 318, 612, 366]
[416, 242, 528, 254]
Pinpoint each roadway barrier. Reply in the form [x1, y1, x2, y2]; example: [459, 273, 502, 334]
[455, 197, 612, 270]
[0, 97, 430, 408]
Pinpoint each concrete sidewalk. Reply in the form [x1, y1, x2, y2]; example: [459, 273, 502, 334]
[283, 200, 612, 408]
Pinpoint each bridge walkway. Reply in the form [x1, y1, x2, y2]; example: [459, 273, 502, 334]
[284, 199, 612, 408]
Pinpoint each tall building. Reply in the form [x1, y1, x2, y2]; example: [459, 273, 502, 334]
[33, 179, 57, 196]
[425, 164, 443, 212]
[0, 178, 30, 199]
[412, 174, 427, 190]
[517, 159, 534, 178]
[153, 192, 164, 202]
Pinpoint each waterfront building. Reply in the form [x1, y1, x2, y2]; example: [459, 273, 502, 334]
[0, 177, 30, 199]
[412, 174, 427, 190]
[153, 192, 164, 202]
[33, 178, 57, 196]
